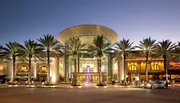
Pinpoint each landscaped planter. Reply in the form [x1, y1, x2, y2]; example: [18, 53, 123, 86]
[8, 81, 18, 85]
[45, 83, 54, 86]
[71, 84, 81, 86]
[25, 81, 35, 85]
[96, 83, 107, 86]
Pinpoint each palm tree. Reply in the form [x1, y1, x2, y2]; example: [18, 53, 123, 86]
[38, 34, 62, 84]
[176, 42, 180, 58]
[65, 37, 86, 86]
[155, 40, 176, 83]
[136, 37, 157, 82]
[88, 35, 111, 85]
[21, 40, 43, 84]
[1, 42, 23, 82]
[178, 42, 180, 47]
[0, 45, 3, 58]
[114, 39, 135, 85]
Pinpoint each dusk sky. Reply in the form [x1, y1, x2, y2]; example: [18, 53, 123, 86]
[0, 0, 180, 46]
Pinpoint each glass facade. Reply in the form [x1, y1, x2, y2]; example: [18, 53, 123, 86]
[63, 55, 109, 84]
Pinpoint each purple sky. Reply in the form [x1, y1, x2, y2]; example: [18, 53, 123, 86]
[0, 0, 180, 46]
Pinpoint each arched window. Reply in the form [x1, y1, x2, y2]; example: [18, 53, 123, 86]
[18, 65, 28, 72]
[129, 64, 137, 71]
[39, 66, 48, 73]
[151, 64, 160, 71]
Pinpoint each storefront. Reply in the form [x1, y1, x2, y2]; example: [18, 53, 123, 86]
[168, 58, 180, 80]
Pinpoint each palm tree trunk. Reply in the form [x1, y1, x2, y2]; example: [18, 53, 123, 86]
[74, 58, 77, 85]
[124, 54, 126, 85]
[99, 59, 102, 84]
[12, 56, 16, 82]
[47, 50, 50, 83]
[164, 55, 168, 82]
[145, 53, 149, 82]
[28, 56, 31, 83]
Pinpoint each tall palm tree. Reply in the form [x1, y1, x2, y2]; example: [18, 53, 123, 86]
[0, 45, 2, 50]
[176, 42, 180, 58]
[0, 45, 3, 59]
[65, 37, 86, 85]
[1, 42, 23, 82]
[38, 34, 62, 84]
[88, 35, 111, 85]
[114, 39, 135, 85]
[155, 40, 176, 83]
[136, 37, 157, 82]
[178, 42, 180, 48]
[21, 40, 43, 84]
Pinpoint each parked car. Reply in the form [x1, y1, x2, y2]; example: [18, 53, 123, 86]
[144, 81, 167, 89]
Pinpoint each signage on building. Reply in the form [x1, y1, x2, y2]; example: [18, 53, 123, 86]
[168, 57, 180, 70]
[169, 62, 180, 69]
[136, 57, 152, 60]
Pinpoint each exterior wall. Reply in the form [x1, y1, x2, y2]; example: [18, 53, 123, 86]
[119, 56, 124, 82]
[127, 60, 164, 74]
[0, 60, 6, 75]
[126, 60, 164, 81]
[4, 58, 61, 84]
[112, 58, 120, 82]
[33, 62, 37, 78]
[1, 55, 180, 84]
[50, 58, 58, 83]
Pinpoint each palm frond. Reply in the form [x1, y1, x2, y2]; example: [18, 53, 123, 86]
[88, 35, 112, 59]
[113, 38, 135, 61]
[38, 34, 63, 58]
[65, 37, 86, 57]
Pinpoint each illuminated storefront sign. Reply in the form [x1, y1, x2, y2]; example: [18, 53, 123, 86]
[136, 57, 152, 60]
[169, 62, 180, 69]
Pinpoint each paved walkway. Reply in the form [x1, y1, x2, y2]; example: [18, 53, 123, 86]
[1, 83, 180, 89]
[0, 86, 180, 103]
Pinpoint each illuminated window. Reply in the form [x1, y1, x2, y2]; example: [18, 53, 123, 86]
[129, 64, 137, 71]
[151, 64, 160, 71]
[19, 65, 28, 72]
[39, 66, 48, 73]
[0, 65, 3, 71]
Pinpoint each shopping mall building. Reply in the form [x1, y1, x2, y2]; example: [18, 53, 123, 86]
[0, 24, 180, 84]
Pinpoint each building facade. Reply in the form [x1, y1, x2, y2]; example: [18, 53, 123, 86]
[0, 24, 180, 84]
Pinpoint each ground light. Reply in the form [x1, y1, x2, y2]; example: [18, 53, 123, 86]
[26, 85, 35, 87]
[113, 85, 119, 87]
[70, 86, 82, 88]
[8, 85, 18, 87]
[78, 86, 82, 88]
[44, 85, 56, 88]
[104, 86, 107, 88]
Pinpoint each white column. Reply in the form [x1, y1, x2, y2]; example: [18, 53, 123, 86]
[33, 62, 37, 78]
[50, 58, 58, 84]
[56, 58, 60, 83]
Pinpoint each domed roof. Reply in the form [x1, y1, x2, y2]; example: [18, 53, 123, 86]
[58, 24, 119, 45]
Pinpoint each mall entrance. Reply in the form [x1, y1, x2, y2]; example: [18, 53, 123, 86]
[38, 73, 47, 82]
[72, 72, 107, 86]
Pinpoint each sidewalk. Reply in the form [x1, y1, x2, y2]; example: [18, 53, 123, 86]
[1, 83, 179, 89]
[0, 83, 126, 88]
[0, 83, 71, 88]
